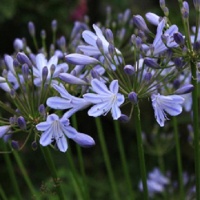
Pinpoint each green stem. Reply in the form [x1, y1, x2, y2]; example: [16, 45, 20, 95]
[172, 117, 184, 199]
[134, 105, 148, 200]
[95, 117, 120, 200]
[41, 147, 65, 200]
[2, 144, 22, 200]
[191, 62, 200, 200]
[66, 149, 85, 200]
[71, 115, 90, 200]
[0, 185, 8, 200]
[12, 150, 37, 198]
[113, 120, 135, 200]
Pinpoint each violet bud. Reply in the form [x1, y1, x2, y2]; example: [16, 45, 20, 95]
[10, 89, 16, 98]
[40, 30, 46, 39]
[22, 63, 29, 80]
[42, 66, 48, 82]
[135, 36, 142, 48]
[144, 58, 161, 69]
[193, 41, 200, 53]
[72, 133, 95, 148]
[163, 7, 169, 16]
[58, 36, 66, 49]
[123, 9, 131, 23]
[16, 52, 32, 66]
[173, 79, 181, 89]
[13, 59, 20, 67]
[17, 116, 26, 130]
[174, 84, 194, 94]
[118, 114, 130, 123]
[9, 117, 16, 125]
[133, 15, 149, 33]
[96, 38, 104, 52]
[91, 69, 100, 79]
[173, 32, 185, 46]
[108, 44, 115, 56]
[145, 12, 160, 26]
[117, 28, 126, 41]
[193, 0, 200, 10]
[124, 65, 135, 75]
[28, 21, 35, 37]
[105, 29, 114, 43]
[32, 141, 38, 150]
[174, 57, 184, 69]
[38, 104, 46, 116]
[144, 72, 152, 82]
[51, 19, 57, 32]
[128, 92, 138, 103]
[160, 0, 166, 9]
[13, 38, 24, 51]
[181, 1, 189, 19]
[11, 140, 19, 150]
[59, 73, 87, 85]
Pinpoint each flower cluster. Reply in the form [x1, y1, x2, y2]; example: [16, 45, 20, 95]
[0, 0, 197, 155]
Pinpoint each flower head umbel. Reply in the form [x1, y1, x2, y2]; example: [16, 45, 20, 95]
[36, 114, 95, 152]
[151, 93, 184, 127]
[83, 79, 124, 120]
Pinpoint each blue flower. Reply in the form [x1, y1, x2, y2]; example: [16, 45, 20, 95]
[83, 79, 124, 120]
[78, 24, 121, 56]
[47, 83, 91, 118]
[36, 114, 95, 152]
[0, 125, 11, 138]
[151, 93, 184, 127]
[33, 53, 68, 86]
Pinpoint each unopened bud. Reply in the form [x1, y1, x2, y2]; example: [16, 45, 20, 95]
[128, 92, 138, 103]
[11, 140, 19, 150]
[124, 65, 135, 75]
[174, 84, 194, 94]
[118, 114, 130, 123]
[133, 15, 149, 33]
[17, 116, 26, 130]
[16, 52, 32, 66]
[28, 21, 35, 37]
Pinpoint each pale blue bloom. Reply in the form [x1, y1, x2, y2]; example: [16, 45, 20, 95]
[78, 24, 121, 56]
[47, 83, 91, 118]
[33, 53, 68, 86]
[151, 93, 184, 127]
[145, 12, 161, 26]
[83, 79, 124, 120]
[151, 19, 179, 56]
[36, 114, 95, 152]
[0, 125, 11, 138]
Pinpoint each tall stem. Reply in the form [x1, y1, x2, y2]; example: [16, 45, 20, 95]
[113, 120, 135, 200]
[95, 117, 120, 200]
[134, 105, 148, 199]
[172, 117, 184, 199]
[41, 147, 65, 200]
[191, 62, 200, 200]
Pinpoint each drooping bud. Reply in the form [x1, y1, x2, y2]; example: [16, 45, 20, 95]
[128, 92, 138, 104]
[174, 84, 194, 94]
[40, 30, 46, 39]
[16, 52, 32, 66]
[108, 44, 115, 56]
[38, 104, 46, 116]
[118, 114, 130, 123]
[174, 57, 184, 69]
[124, 65, 135, 75]
[17, 116, 26, 130]
[144, 72, 152, 82]
[11, 140, 19, 150]
[133, 15, 149, 33]
[65, 54, 99, 65]
[96, 38, 104, 53]
[145, 12, 161, 26]
[28, 21, 36, 37]
[31, 141, 38, 150]
[123, 9, 131, 23]
[193, 41, 200, 53]
[173, 32, 185, 46]
[144, 58, 161, 69]
[72, 133, 95, 148]
[59, 73, 87, 85]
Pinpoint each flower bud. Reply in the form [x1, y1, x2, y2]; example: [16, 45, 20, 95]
[17, 116, 26, 130]
[22, 63, 29, 80]
[42, 66, 48, 82]
[174, 84, 194, 94]
[72, 133, 95, 148]
[96, 38, 104, 53]
[108, 44, 115, 56]
[144, 72, 152, 82]
[193, 41, 200, 53]
[16, 52, 32, 66]
[59, 73, 87, 85]
[133, 15, 149, 33]
[11, 140, 19, 150]
[51, 19, 57, 32]
[118, 114, 130, 123]
[31, 141, 38, 150]
[13, 38, 24, 51]
[128, 92, 138, 103]
[145, 12, 160, 26]
[144, 58, 161, 69]
[38, 104, 46, 116]
[28, 21, 35, 37]
[40, 30, 46, 39]
[160, 0, 166, 9]
[181, 1, 189, 19]
[105, 29, 114, 43]
[124, 65, 135, 75]
[173, 32, 185, 46]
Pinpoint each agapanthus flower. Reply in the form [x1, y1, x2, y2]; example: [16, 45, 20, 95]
[0, 125, 11, 138]
[78, 24, 121, 56]
[151, 93, 184, 127]
[33, 53, 68, 86]
[150, 19, 179, 56]
[36, 114, 95, 152]
[47, 83, 91, 118]
[83, 79, 124, 120]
